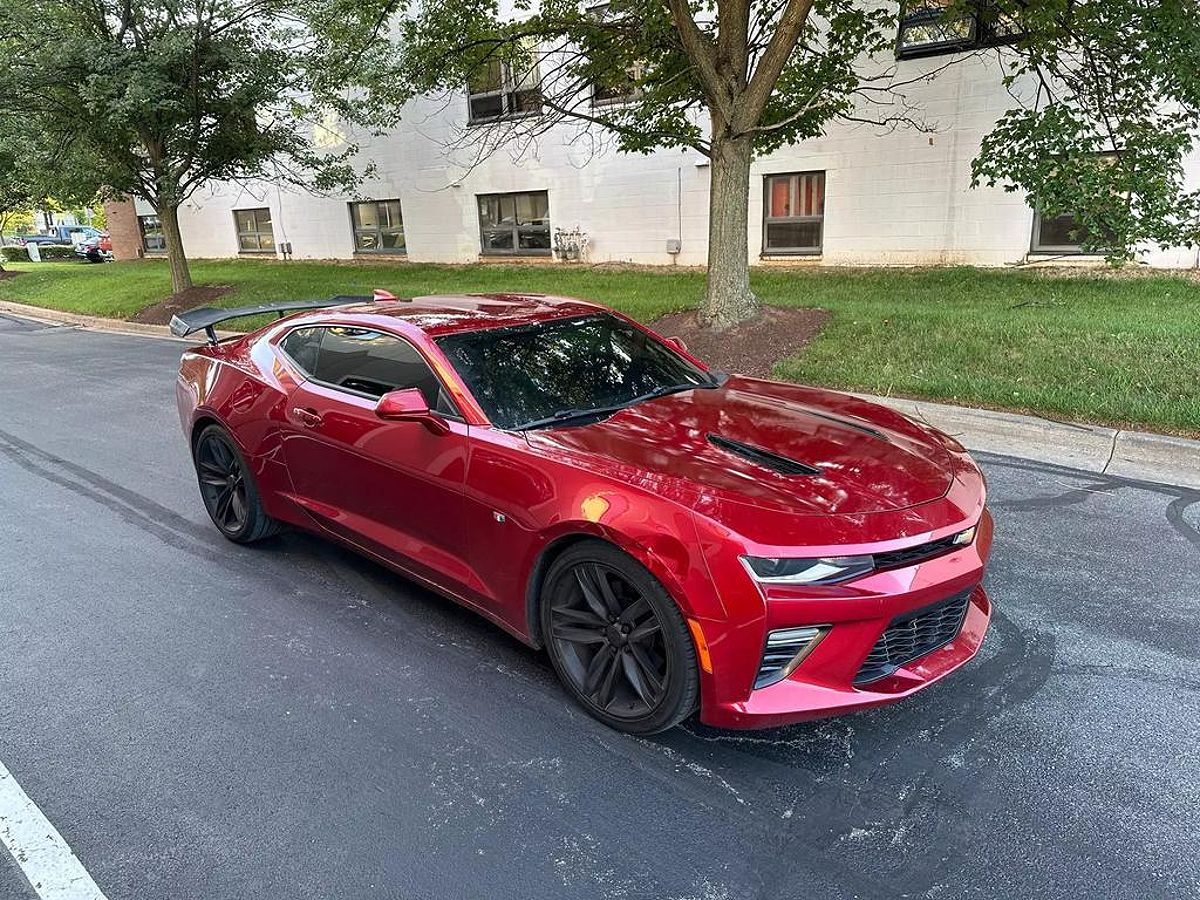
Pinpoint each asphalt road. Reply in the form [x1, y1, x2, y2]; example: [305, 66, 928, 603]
[1, 312, 1197, 900]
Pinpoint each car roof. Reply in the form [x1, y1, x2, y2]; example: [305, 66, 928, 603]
[298, 292, 606, 338]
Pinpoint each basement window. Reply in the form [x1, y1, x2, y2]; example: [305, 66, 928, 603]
[762, 172, 825, 255]
[234, 208, 275, 253]
[350, 199, 406, 253]
[478, 191, 551, 255]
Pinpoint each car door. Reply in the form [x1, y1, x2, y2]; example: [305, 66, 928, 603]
[278, 325, 477, 596]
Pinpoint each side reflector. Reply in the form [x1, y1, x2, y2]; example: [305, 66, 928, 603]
[687, 618, 714, 674]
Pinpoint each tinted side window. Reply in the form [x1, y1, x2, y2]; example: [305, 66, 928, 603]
[312, 327, 453, 413]
[281, 327, 323, 376]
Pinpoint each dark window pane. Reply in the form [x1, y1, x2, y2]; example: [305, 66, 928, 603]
[511, 88, 542, 113]
[238, 235, 260, 251]
[354, 231, 380, 251]
[381, 230, 406, 251]
[281, 327, 323, 376]
[470, 94, 504, 120]
[483, 229, 515, 251]
[518, 228, 551, 250]
[436, 313, 710, 430]
[313, 328, 443, 405]
[469, 59, 503, 93]
[235, 210, 256, 233]
[765, 221, 821, 251]
[1035, 213, 1085, 249]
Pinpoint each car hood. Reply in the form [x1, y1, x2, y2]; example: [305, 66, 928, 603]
[524, 377, 958, 516]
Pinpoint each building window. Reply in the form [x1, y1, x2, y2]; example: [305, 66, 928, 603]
[592, 62, 643, 107]
[138, 215, 165, 253]
[234, 208, 275, 253]
[1031, 212, 1097, 255]
[897, 0, 1023, 58]
[468, 46, 543, 123]
[587, 4, 641, 106]
[477, 191, 551, 255]
[350, 200, 406, 253]
[762, 172, 825, 255]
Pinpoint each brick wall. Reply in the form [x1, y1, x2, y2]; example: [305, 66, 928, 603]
[104, 199, 142, 261]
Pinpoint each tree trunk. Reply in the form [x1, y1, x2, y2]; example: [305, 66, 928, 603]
[157, 202, 193, 295]
[699, 129, 759, 329]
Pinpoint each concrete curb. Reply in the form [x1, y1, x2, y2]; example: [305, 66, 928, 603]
[857, 393, 1200, 491]
[2, 299, 1197, 491]
[0, 300, 238, 342]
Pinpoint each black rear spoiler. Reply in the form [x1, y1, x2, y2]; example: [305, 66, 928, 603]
[169, 296, 372, 344]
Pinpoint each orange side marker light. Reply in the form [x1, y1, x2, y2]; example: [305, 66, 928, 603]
[687, 618, 714, 674]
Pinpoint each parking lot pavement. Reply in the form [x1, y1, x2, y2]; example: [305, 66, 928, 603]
[0, 313, 1197, 900]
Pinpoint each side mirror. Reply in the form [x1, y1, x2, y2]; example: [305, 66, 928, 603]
[375, 388, 449, 434]
[665, 336, 688, 353]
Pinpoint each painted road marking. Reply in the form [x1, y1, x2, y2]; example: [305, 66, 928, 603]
[0, 759, 108, 899]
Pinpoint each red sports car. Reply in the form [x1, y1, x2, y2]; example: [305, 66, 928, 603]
[173, 292, 992, 734]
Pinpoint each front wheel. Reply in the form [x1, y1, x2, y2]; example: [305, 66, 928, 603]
[540, 540, 700, 734]
[192, 424, 280, 543]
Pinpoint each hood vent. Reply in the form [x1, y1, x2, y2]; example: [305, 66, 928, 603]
[707, 434, 821, 476]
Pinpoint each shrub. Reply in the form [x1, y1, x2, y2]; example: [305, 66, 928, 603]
[0, 243, 78, 262]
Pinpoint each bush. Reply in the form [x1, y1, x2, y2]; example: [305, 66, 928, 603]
[1, 243, 78, 262]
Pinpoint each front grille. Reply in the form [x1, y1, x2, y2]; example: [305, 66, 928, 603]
[853, 588, 973, 685]
[874, 531, 967, 572]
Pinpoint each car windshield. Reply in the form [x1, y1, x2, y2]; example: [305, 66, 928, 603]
[435, 313, 715, 430]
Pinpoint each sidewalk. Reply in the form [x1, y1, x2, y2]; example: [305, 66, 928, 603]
[3, 298, 1197, 491]
[858, 393, 1200, 491]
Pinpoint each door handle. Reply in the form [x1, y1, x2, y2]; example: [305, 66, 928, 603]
[292, 407, 323, 428]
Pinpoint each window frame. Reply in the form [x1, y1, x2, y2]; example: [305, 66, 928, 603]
[138, 214, 166, 254]
[895, 0, 1025, 59]
[233, 207, 275, 254]
[761, 171, 826, 257]
[467, 49, 544, 125]
[476, 190, 552, 257]
[348, 199, 407, 255]
[277, 324, 463, 419]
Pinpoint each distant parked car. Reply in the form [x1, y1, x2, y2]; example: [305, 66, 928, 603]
[76, 234, 113, 261]
[23, 225, 105, 246]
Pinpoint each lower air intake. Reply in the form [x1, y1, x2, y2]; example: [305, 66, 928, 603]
[754, 625, 827, 689]
[853, 588, 974, 686]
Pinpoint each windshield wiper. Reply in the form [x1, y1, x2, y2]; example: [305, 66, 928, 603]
[515, 380, 716, 431]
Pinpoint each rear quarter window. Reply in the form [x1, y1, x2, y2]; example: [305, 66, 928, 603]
[280, 327, 323, 376]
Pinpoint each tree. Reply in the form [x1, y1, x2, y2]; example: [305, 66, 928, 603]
[973, 0, 1200, 261]
[392, 0, 896, 327]
[384, 0, 1200, 326]
[0, 0, 403, 294]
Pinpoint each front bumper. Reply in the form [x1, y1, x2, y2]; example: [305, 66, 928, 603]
[695, 509, 994, 730]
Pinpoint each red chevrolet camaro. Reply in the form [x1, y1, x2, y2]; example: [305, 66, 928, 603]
[173, 292, 992, 734]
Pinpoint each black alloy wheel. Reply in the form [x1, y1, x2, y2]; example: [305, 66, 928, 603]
[193, 424, 279, 543]
[541, 541, 699, 734]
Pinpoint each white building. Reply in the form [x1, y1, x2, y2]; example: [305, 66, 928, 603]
[149, 9, 1199, 271]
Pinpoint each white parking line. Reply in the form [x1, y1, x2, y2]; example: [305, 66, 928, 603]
[0, 759, 108, 899]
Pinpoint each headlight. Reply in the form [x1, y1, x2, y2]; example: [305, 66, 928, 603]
[740, 555, 875, 585]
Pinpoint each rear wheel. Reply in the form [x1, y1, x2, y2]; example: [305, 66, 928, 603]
[540, 540, 699, 734]
[193, 424, 280, 543]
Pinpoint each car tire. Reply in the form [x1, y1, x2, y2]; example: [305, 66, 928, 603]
[540, 539, 700, 735]
[192, 423, 281, 544]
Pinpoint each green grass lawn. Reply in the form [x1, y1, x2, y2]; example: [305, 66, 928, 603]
[2, 257, 1197, 435]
